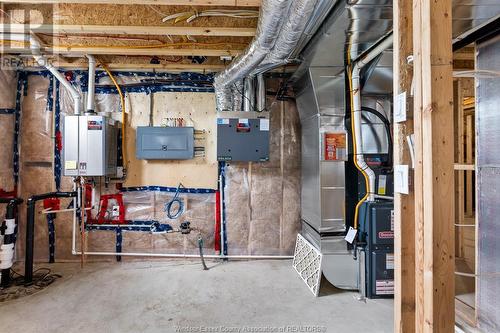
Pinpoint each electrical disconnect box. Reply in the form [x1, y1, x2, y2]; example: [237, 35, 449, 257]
[136, 126, 194, 160]
[63, 115, 119, 177]
[217, 112, 270, 162]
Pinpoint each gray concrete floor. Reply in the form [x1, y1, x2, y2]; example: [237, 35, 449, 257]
[0, 260, 393, 333]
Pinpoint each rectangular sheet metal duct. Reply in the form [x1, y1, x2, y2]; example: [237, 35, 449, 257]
[476, 33, 500, 332]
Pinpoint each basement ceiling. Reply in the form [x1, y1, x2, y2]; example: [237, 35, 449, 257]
[0, 1, 261, 71]
[1, 0, 499, 72]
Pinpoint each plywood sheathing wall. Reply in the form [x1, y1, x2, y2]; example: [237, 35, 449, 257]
[124, 92, 218, 189]
[12, 75, 301, 262]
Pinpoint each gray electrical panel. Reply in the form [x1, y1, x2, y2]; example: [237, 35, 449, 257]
[217, 112, 270, 162]
[136, 126, 194, 160]
[63, 115, 118, 177]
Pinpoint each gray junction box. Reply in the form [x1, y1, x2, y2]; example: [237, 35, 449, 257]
[63, 115, 118, 177]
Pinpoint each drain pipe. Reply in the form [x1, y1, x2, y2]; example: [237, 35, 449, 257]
[0, 197, 23, 288]
[25, 191, 77, 285]
[351, 34, 393, 201]
[0, 33, 82, 115]
[85, 55, 96, 113]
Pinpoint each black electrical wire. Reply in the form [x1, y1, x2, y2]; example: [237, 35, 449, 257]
[360, 106, 393, 168]
[164, 183, 185, 219]
[1, 268, 61, 302]
[232, 81, 256, 111]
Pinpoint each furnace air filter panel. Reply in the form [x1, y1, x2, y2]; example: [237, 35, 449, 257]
[217, 118, 270, 162]
[63, 115, 118, 177]
[136, 126, 194, 160]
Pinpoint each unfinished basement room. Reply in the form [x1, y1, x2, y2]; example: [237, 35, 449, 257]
[0, 0, 499, 332]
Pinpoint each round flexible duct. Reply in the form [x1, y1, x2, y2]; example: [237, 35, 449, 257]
[213, 0, 292, 111]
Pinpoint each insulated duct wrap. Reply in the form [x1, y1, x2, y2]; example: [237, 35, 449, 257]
[231, 80, 244, 112]
[213, 0, 292, 111]
[256, 0, 319, 72]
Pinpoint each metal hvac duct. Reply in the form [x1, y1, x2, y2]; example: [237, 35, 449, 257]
[231, 80, 244, 112]
[214, 0, 327, 112]
[254, 0, 319, 74]
[243, 77, 255, 112]
[213, 0, 292, 111]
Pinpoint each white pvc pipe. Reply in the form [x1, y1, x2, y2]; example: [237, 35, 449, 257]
[86, 55, 96, 112]
[72, 250, 293, 260]
[352, 35, 393, 202]
[1, 33, 83, 115]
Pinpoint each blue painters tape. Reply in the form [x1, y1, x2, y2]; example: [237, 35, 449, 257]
[94, 85, 214, 95]
[13, 73, 27, 186]
[47, 213, 56, 263]
[116, 228, 122, 262]
[0, 109, 16, 114]
[54, 80, 62, 192]
[46, 78, 54, 113]
[86, 220, 173, 233]
[23, 70, 213, 81]
[219, 162, 228, 256]
[121, 186, 215, 194]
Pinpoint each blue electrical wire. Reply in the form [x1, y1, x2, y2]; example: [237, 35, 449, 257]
[164, 183, 185, 219]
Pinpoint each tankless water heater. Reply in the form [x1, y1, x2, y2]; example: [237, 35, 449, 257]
[62, 115, 118, 177]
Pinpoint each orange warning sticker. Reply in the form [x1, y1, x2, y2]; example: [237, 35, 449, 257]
[324, 133, 347, 161]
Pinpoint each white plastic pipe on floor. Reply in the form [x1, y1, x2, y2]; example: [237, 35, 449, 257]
[72, 250, 293, 260]
[352, 34, 393, 201]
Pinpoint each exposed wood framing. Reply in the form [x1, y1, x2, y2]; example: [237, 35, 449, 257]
[454, 164, 474, 171]
[465, 114, 474, 216]
[53, 62, 224, 72]
[2, 46, 242, 57]
[0, 0, 261, 6]
[1, 24, 257, 37]
[413, 0, 455, 331]
[393, 1, 415, 332]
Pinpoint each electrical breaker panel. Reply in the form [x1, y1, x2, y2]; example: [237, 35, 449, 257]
[63, 115, 118, 177]
[135, 126, 194, 160]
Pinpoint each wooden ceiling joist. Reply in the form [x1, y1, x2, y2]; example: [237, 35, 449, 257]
[1, 24, 256, 37]
[2, 45, 242, 57]
[0, 0, 261, 6]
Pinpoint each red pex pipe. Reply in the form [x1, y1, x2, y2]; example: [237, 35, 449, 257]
[214, 190, 221, 253]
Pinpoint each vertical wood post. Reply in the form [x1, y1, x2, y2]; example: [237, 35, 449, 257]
[413, 0, 455, 331]
[393, 0, 416, 332]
